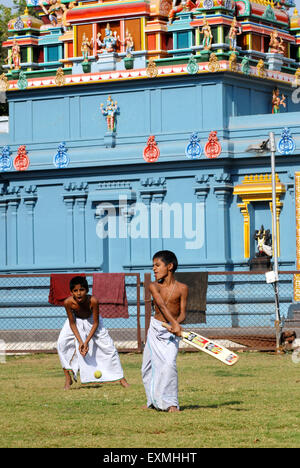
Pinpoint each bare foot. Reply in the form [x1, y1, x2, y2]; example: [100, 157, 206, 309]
[120, 377, 129, 388]
[168, 406, 180, 413]
[142, 404, 154, 410]
[63, 369, 73, 390]
[64, 376, 73, 390]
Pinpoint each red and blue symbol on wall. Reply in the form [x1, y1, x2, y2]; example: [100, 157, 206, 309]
[0, 145, 13, 172]
[204, 131, 222, 159]
[143, 135, 160, 163]
[14, 145, 30, 171]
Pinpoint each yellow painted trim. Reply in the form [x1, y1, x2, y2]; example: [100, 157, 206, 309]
[246, 33, 252, 50]
[156, 33, 160, 51]
[234, 174, 286, 259]
[74, 25, 77, 56]
[269, 201, 283, 257]
[141, 17, 145, 50]
[237, 201, 250, 258]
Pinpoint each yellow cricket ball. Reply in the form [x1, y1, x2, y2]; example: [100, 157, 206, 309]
[94, 370, 102, 379]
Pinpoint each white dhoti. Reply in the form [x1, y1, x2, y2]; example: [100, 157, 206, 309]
[57, 319, 79, 379]
[141, 317, 180, 411]
[57, 316, 124, 384]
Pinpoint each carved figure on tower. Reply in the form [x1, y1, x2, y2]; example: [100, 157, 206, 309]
[269, 30, 285, 55]
[229, 17, 242, 51]
[81, 33, 93, 62]
[168, 0, 196, 25]
[123, 30, 134, 56]
[200, 16, 213, 50]
[39, 0, 67, 27]
[101, 95, 119, 132]
[11, 39, 21, 70]
[102, 24, 118, 53]
[272, 87, 286, 113]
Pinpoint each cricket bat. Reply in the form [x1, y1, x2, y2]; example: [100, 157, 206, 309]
[162, 323, 239, 366]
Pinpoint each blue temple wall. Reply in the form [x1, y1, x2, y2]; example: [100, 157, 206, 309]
[0, 73, 299, 275]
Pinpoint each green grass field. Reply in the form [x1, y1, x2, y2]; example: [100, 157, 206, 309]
[1, 351, 300, 448]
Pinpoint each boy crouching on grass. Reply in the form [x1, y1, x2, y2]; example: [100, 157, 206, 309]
[142, 250, 188, 412]
[57, 276, 129, 389]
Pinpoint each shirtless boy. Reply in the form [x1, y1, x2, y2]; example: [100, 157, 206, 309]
[141, 251, 188, 412]
[57, 276, 128, 389]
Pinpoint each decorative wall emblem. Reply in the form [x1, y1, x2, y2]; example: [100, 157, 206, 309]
[17, 71, 28, 90]
[146, 58, 158, 78]
[256, 59, 266, 78]
[293, 68, 300, 87]
[0, 73, 9, 91]
[143, 136, 160, 162]
[208, 53, 220, 72]
[187, 55, 199, 74]
[229, 52, 238, 72]
[53, 142, 70, 168]
[203, 0, 214, 9]
[185, 132, 202, 159]
[204, 131, 222, 158]
[13, 145, 30, 171]
[241, 56, 250, 75]
[14, 17, 24, 31]
[0, 145, 12, 172]
[277, 128, 295, 155]
[55, 67, 65, 86]
[224, 0, 233, 9]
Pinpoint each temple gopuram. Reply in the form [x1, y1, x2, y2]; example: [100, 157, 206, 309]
[0, 0, 300, 329]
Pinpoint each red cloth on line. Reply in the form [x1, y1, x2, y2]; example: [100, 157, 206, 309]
[48, 273, 86, 306]
[92, 273, 129, 318]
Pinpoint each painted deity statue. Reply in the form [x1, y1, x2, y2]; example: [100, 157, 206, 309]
[229, 17, 242, 51]
[96, 24, 119, 53]
[269, 30, 285, 55]
[11, 39, 21, 70]
[168, 0, 196, 24]
[81, 33, 93, 62]
[101, 95, 119, 132]
[200, 16, 213, 50]
[103, 24, 118, 52]
[272, 87, 286, 114]
[123, 30, 134, 56]
[39, 0, 67, 27]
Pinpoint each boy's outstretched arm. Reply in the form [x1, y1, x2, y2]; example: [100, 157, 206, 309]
[149, 283, 181, 336]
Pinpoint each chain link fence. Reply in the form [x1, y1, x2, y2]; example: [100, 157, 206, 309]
[144, 271, 298, 351]
[0, 273, 141, 353]
[0, 271, 298, 354]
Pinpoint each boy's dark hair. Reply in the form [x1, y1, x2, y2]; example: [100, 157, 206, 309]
[70, 276, 89, 292]
[152, 250, 178, 272]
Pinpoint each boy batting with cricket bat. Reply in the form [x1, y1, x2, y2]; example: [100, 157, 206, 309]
[141, 250, 188, 412]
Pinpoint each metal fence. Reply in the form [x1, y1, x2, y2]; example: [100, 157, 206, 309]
[144, 271, 298, 351]
[0, 270, 298, 354]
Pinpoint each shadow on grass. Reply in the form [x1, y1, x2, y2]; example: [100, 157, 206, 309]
[181, 400, 246, 411]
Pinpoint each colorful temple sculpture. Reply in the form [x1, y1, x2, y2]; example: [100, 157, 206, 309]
[0, 0, 300, 324]
[2, 0, 300, 76]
